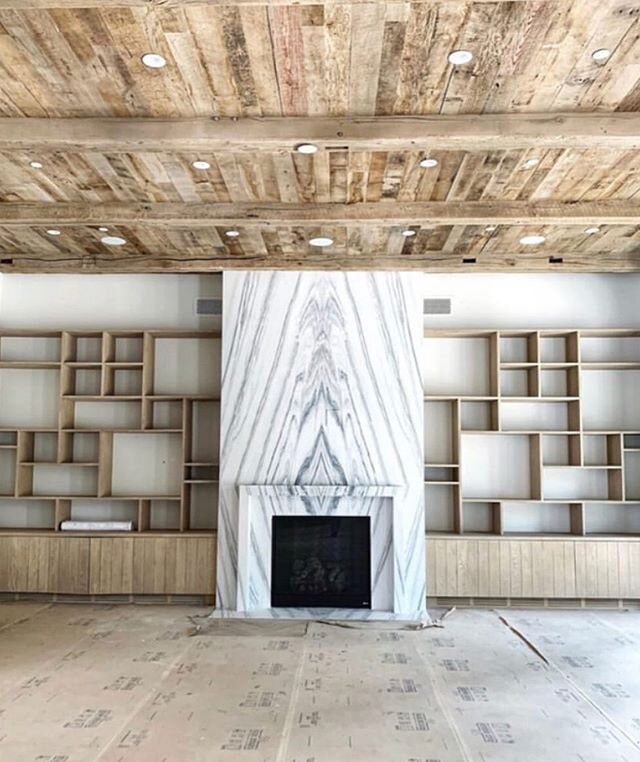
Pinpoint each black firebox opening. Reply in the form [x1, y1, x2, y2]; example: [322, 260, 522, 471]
[271, 516, 371, 608]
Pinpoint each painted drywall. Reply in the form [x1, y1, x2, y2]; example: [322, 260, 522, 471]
[423, 273, 640, 329]
[0, 273, 222, 329]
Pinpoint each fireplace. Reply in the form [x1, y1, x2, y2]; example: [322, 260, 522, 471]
[271, 516, 371, 608]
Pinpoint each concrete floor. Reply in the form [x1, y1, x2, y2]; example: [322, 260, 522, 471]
[0, 603, 639, 761]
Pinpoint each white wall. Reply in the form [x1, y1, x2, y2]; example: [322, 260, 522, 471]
[0, 273, 222, 329]
[423, 273, 640, 329]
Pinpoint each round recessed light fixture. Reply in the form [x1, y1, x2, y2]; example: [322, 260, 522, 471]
[225, 230, 240, 238]
[141, 52, 167, 69]
[485, 225, 497, 232]
[592, 48, 611, 62]
[309, 236, 334, 247]
[520, 234, 546, 246]
[401, 229, 416, 237]
[585, 226, 601, 235]
[448, 49, 474, 66]
[419, 157, 439, 169]
[101, 235, 127, 246]
[46, 229, 61, 236]
[29, 160, 43, 169]
[296, 143, 319, 155]
[98, 226, 109, 233]
[523, 158, 540, 169]
[191, 160, 211, 170]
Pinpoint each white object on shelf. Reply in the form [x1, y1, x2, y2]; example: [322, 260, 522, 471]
[60, 520, 134, 532]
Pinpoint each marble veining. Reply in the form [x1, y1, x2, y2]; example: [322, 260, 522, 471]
[216, 272, 425, 617]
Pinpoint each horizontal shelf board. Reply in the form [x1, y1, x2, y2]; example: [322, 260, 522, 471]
[19, 461, 99, 467]
[105, 362, 143, 367]
[63, 395, 143, 400]
[462, 430, 581, 435]
[62, 428, 182, 433]
[0, 529, 215, 537]
[540, 363, 579, 368]
[0, 361, 60, 369]
[184, 479, 218, 484]
[425, 463, 459, 468]
[543, 465, 621, 470]
[64, 362, 102, 368]
[424, 480, 459, 485]
[109, 495, 181, 500]
[500, 397, 579, 402]
[0, 444, 16, 449]
[581, 363, 640, 370]
[185, 462, 219, 466]
[146, 394, 220, 401]
[425, 395, 497, 401]
[500, 363, 537, 369]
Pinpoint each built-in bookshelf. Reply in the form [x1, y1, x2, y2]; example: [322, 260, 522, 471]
[0, 330, 220, 533]
[424, 329, 640, 538]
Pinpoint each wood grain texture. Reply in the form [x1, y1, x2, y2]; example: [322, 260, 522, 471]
[0, 536, 89, 593]
[0, 3, 637, 119]
[89, 537, 134, 594]
[426, 536, 640, 599]
[0, 1, 639, 272]
[1, 200, 638, 226]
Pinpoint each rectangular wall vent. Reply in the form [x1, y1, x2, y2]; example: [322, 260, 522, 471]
[423, 298, 452, 315]
[195, 297, 222, 316]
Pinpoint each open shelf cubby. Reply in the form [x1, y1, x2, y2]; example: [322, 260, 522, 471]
[0, 330, 220, 534]
[424, 328, 640, 538]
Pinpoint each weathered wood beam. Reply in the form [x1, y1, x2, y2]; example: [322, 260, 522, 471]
[0, 0, 538, 8]
[0, 114, 638, 153]
[1, 251, 638, 274]
[0, 201, 637, 227]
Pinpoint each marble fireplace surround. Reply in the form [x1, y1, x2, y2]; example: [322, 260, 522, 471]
[235, 484, 419, 618]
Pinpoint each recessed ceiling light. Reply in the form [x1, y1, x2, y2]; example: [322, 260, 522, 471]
[296, 143, 319, 155]
[592, 48, 611, 62]
[191, 160, 210, 170]
[29, 160, 43, 169]
[523, 158, 540, 169]
[585, 226, 601, 235]
[520, 234, 546, 246]
[225, 230, 240, 238]
[485, 225, 497, 232]
[448, 50, 473, 66]
[141, 53, 167, 69]
[46, 229, 61, 236]
[309, 237, 334, 247]
[98, 226, 109, 233]
[401, 229, 416, 237]
[101, 235, 127, 246]
[419, 158, 439, 168]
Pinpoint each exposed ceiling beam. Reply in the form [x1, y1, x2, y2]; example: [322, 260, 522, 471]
[1, 251, 638, 274]
[0, 114, 638, 153]
[0, 0, 538, 8]
[0, 201, 637, 227]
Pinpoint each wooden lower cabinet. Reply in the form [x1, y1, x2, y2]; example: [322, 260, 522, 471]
[0, 534, 216, 596]
[426, 536, 640, 600]
[0, 536, 90, 594]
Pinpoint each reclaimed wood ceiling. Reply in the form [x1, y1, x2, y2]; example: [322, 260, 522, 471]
[0, 0, 639, 271]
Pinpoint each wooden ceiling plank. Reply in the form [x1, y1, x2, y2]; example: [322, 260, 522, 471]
[1, 200, 638, 226]
[0, 0, 558, 7]
[1, 113, 639, 152]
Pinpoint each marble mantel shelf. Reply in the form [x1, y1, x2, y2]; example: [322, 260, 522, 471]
[241, 485, 403, 498]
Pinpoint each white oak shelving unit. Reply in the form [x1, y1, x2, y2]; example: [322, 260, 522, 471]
[0, 329, 220, 534]
[424, 329, 640, 539]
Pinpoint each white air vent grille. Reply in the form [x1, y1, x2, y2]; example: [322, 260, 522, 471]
[195, 297, 222, 316]
[423, 298, 452, 315]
